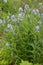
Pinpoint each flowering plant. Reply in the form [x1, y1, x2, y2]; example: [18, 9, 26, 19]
[0, 0, 43, 65]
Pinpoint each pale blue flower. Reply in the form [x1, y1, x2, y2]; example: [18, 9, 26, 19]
[35, 25, 40, 32]
[38, 21, 42, 25]
[24, 4, 29, 10]
[18, 12, 24, 21]
[32, 9, 39, 15]
[7, 24, 13, 31]
[11, 15, 17, 22]
[11, 15, 15, 19]
[19, 7, 23, 12]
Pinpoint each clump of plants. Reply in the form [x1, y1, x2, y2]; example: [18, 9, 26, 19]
[0, 0, 43, 65]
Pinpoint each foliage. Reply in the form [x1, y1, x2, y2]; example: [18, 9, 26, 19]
[0, 0, 43, 65]
[20, 61, 41, 65]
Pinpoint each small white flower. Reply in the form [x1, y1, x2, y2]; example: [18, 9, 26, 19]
[4, 0, 8, 3]
[32, 9, 39, 15]
[11, 15, 17, 22]
[18, 12, 24, 21]
[24, 4, 29, 10]
[6, 42, 10, 46]
[38, 21, 42, 25]
[7, 24, 13, 30]
[19, 7, 23, 12]
[35, 25, 40, 32]
[0, 19, 3, 23]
